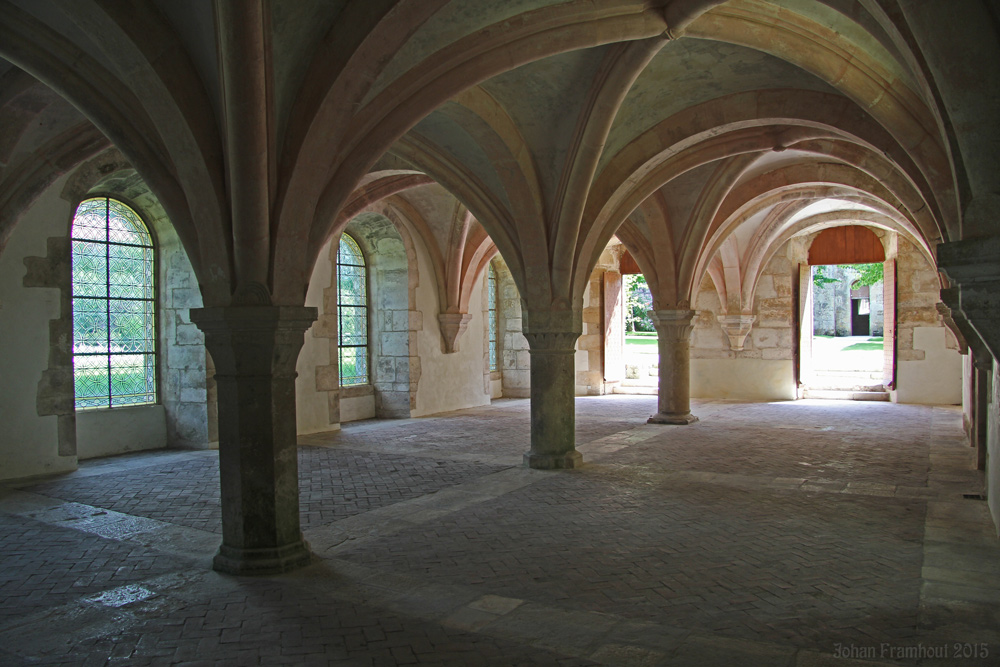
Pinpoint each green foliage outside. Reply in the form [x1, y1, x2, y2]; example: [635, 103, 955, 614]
[624, 274, 654, 332]
[812, 265, 840, 287]
[847, 263, 883, 287]
[812, 263, 883, 288]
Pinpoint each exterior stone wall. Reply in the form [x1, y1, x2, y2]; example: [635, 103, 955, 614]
[812, 265, 885, 338]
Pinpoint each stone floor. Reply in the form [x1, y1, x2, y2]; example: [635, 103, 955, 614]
[1, 396, 998, 666]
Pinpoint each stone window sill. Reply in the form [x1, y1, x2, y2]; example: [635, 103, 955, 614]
[341, 384, 374, 399]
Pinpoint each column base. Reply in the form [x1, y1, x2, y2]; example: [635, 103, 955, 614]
[647, 412, 699, 425]
[212, 539, 313, 576]
[523, 450, 583, 470]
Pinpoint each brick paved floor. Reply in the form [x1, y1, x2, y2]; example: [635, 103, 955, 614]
[1, 397, 998, 666]
[24, 450, 507, 533]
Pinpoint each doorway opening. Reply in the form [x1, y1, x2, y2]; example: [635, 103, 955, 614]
[603, 245, 658, 395]
[622, 273, 657, 391]
[798, 225, 895, 401]
[808, 263, 886, 397]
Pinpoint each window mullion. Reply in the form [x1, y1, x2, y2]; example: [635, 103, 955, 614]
[105, 198, 112, 408]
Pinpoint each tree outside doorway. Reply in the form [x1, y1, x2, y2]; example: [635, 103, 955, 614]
[623, 274, 657, 387]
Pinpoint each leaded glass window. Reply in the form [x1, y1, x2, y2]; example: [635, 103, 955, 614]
[488, 264, 498, 372]
[71, 197, 156, 409]
[337, 234, 369, 386]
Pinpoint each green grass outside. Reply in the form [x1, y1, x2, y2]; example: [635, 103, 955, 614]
[842, 341, 885, 352]
[625, 334, 658, 353]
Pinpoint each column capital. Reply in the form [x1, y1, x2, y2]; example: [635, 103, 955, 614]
[523, 330, 580, 353]
[648, 309, 696, 340]
[191, 305, 317, 379]
[521, 306, 582, 337]
[190, 305, 318, 332]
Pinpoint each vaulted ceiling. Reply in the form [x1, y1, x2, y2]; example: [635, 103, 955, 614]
[0, 0, 996, 321]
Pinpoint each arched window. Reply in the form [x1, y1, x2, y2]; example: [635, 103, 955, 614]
[337, 233, 369, 386]
[488, 263, 498, 372]
[71, 197, 156, 409]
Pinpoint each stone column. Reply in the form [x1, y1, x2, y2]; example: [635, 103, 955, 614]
[647, 309, 698, 425]
[522, 331, 583, 469]
[190, 305, 317, 575]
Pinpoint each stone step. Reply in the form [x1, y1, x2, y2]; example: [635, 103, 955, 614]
[807, 381, 886, 391]
[612, 385, 657, 395]
[811, 370, 884, 380]
[807, 372, 885, 391]
[802, 388, 890, 401]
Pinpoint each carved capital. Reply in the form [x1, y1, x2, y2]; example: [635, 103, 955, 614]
[523, 331, 580, 354]
[717, 314, 756, 351]
[648, 309, 696, 341]
[437, 312, 472, 353]
[191, 306, 317, 379]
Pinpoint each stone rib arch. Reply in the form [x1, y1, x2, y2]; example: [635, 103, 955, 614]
[272, 2, 670, 305]
[691, 160, 936, 302]
[554, 36, 667, 304]
[0, 122, 109, 256]
[744, 208, 931, 308]
[388, 135, 531, 309]
[0, 0, 231, 303]
[577, 88, 941, 302]
[588, 85, 942, 221]
[699, 191, 933, 344]
[686, 0, 958, 234]
[445, 85, 546, 223]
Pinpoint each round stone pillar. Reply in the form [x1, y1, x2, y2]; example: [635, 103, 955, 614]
[190, 305, 317, 575]
[647, 309, 698, 425]
[523, 331, 583, 469]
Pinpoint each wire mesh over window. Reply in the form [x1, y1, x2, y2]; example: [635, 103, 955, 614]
[337, 234, 369, 385]
[71, 197, 156, 409]
[488, 264, 498, 372]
